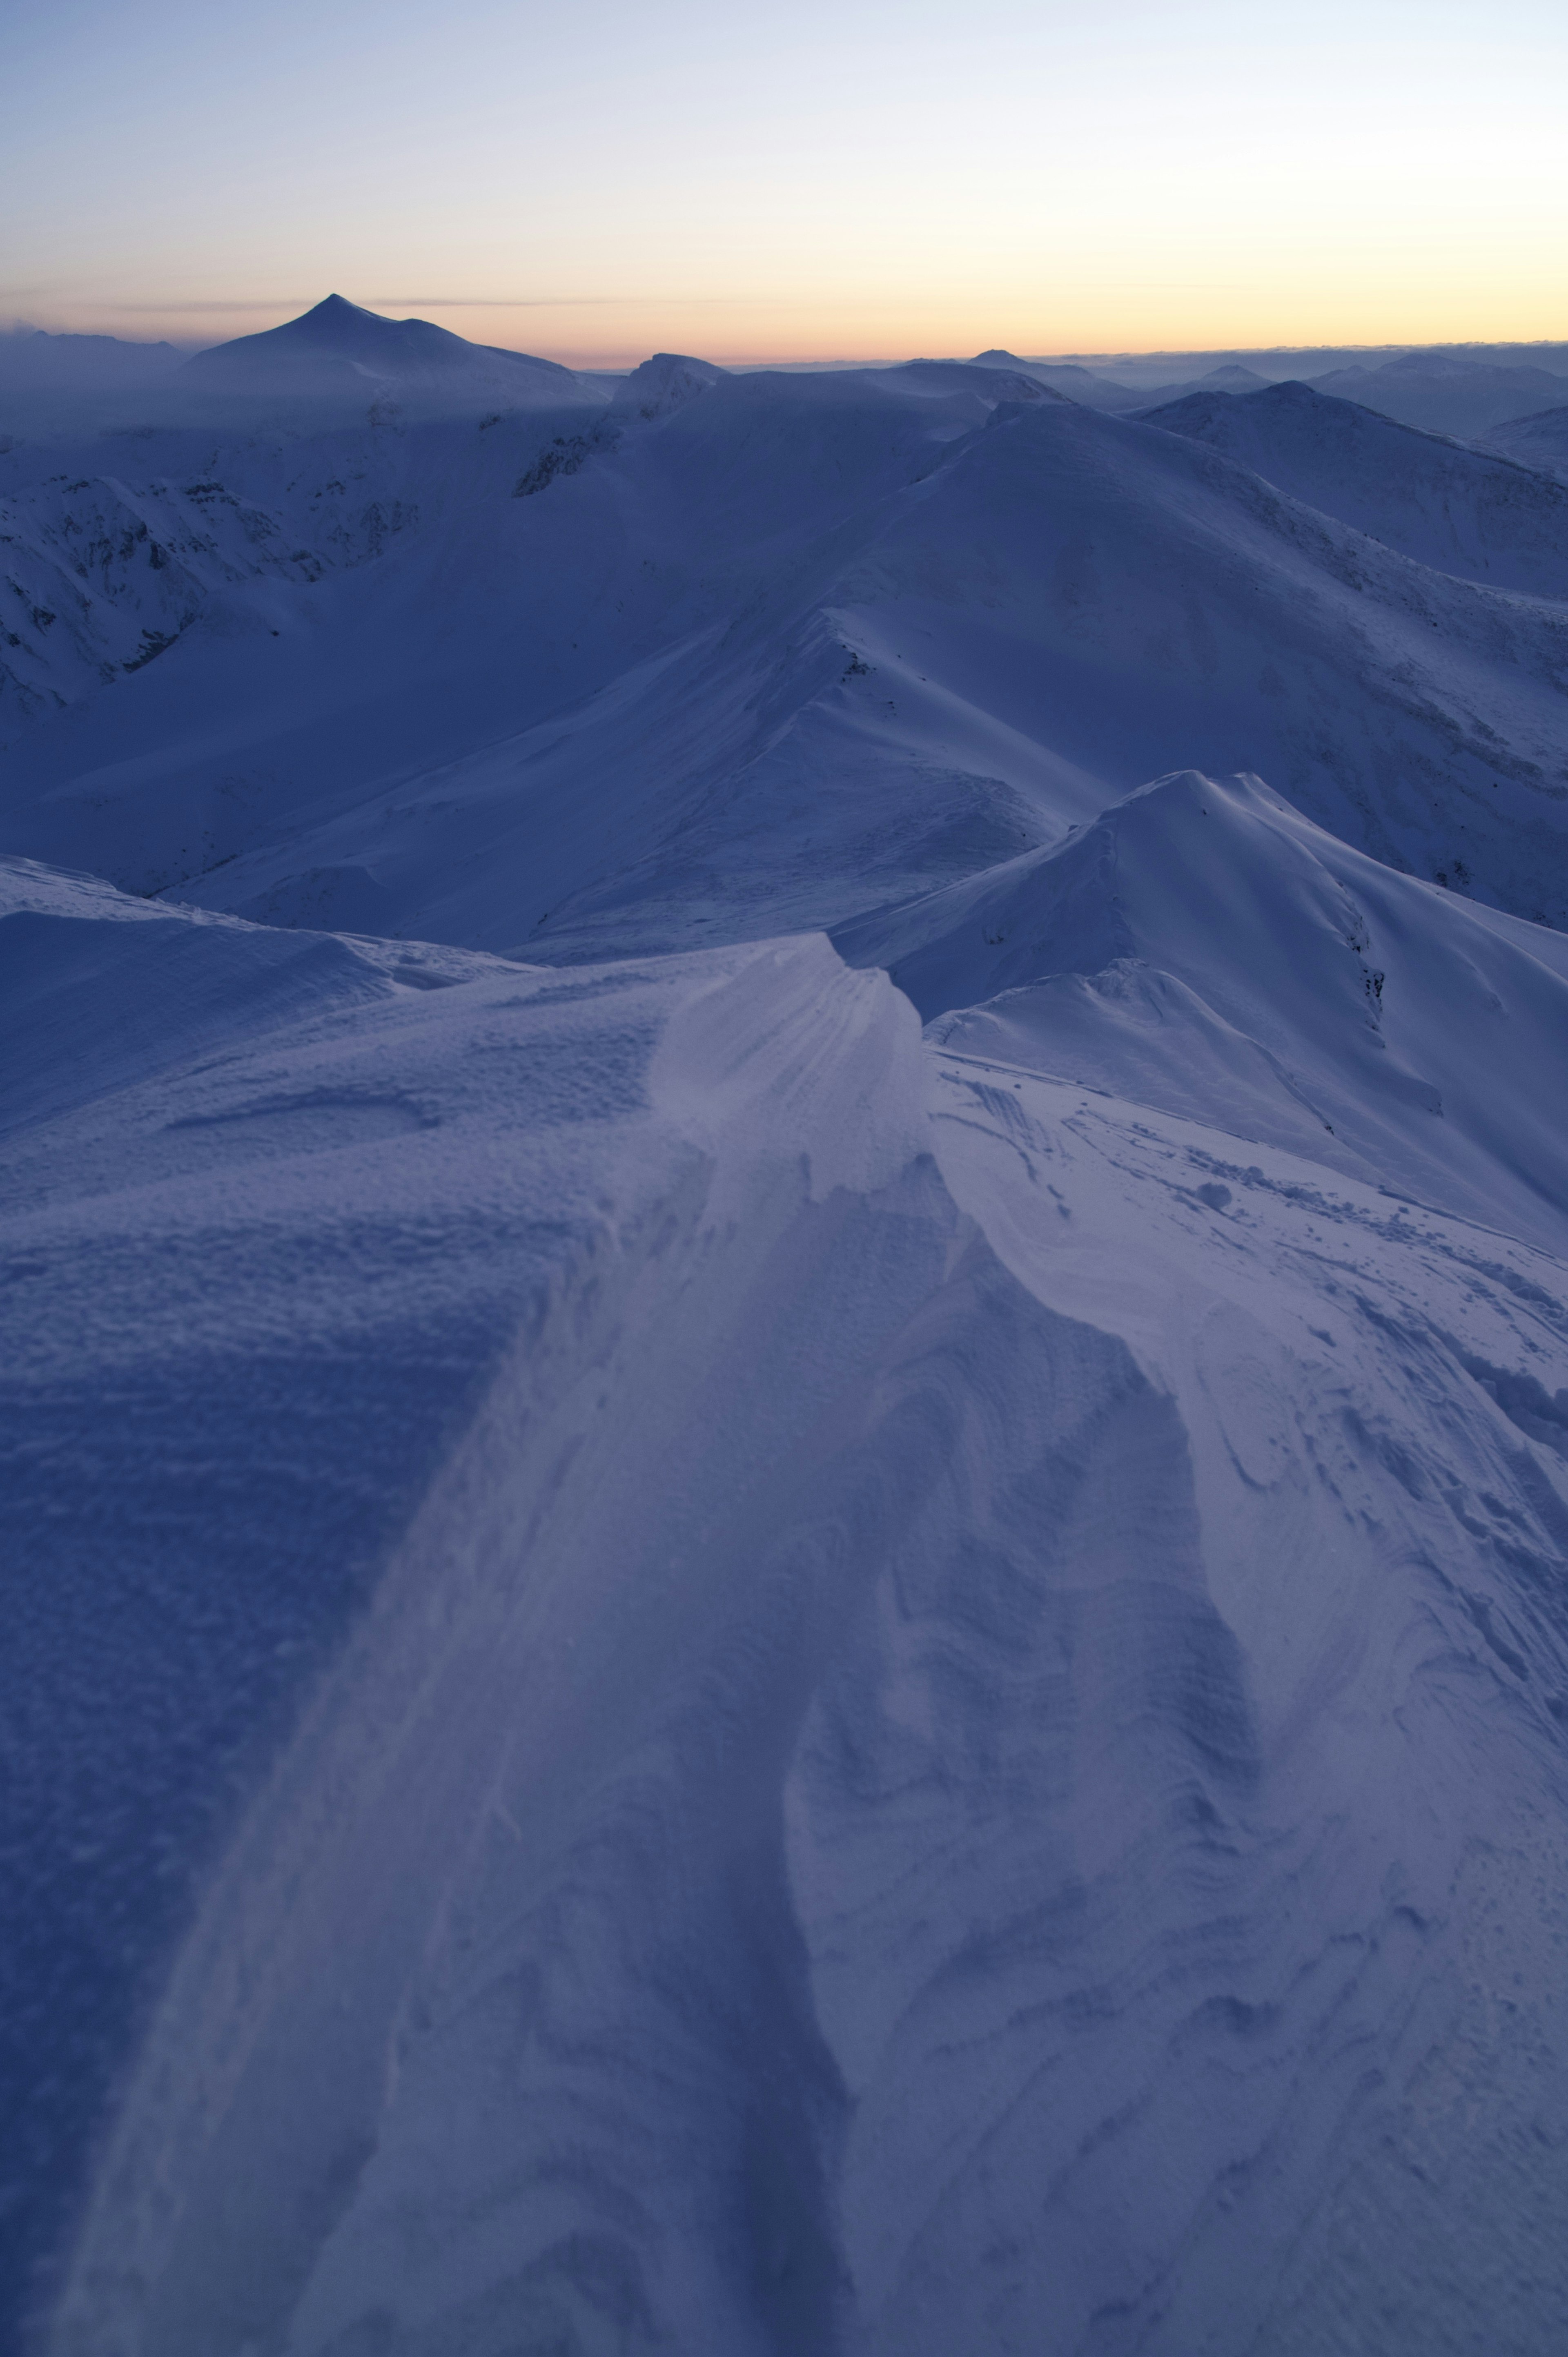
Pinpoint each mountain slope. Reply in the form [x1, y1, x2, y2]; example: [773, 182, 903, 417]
[4, 381, 1568, 957]
[0, 449, 421, 728]
[1141, 379, 1568, 594]
[179, 294, 602, 412]
[835, 767, 1568, 1251]
[1484, 404, 1568, 485]
[7, 857, 1568, 2356]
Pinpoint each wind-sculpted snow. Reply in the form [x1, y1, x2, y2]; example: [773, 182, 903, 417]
[6, 855, 1568, 2354]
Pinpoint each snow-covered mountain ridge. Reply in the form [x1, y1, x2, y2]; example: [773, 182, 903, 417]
[5, 352, 1568, 943]
[8, 853, 1568, 2355]
[7, 303, 1568, 2353]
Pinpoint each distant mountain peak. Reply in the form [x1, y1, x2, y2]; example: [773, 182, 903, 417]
[612, 351, 726, 421]
[177, 295, 600, 412]
[293, 294, 393, 337]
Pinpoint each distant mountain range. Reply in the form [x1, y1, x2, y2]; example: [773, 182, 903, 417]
[6, 304, 1568, 441]
[0, 328, 185, 387]
[1308, 350, 1568, 436]
[973, 346, 1568, 438]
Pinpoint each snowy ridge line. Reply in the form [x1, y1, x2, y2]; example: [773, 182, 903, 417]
[38, 934, 935, 2353]
[838, 768, 1568, 1258]
[5, 861, 1567, 2350]
[5, 359, 1568, 949]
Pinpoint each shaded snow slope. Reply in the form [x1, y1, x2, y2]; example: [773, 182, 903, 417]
[835, 768, 1568, 1251]
[1484, 405, 1568, 486]
[7, 860, 1568, 2355]
[4, 386, 1568, 952]
[0, 445, 423, 727]
[1143, 380, 1568, 595]
[0, 371, 1082, 946]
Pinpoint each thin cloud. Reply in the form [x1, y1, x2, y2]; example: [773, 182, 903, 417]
[106, 295, 677, 314]
[105, 299, 318, 314]
[372, 296, 634, 309]
[370, 295, 747, 310]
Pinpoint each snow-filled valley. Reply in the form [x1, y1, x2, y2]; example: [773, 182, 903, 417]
[6, 301, 1568, 2356]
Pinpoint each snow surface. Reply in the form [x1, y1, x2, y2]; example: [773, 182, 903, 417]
[1485, 406, 1568, 487]
[7, 313, 1568, 2353]
[1141, 381, 1568, 595]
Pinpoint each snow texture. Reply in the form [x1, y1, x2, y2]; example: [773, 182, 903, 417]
[5, 300, 1568, 2356]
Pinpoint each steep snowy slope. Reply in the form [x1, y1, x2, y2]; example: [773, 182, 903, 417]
[836, 767, 1568, 1252]
[1142, 380, 1568, 594]
[0, 446, 423, 729]
[815, 402, 1568, 928]
[4, 379, 1568, 954]
[7, 858, 1568, 2356]
[1485, 405, 1568, 486]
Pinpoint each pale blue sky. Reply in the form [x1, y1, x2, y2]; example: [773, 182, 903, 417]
[4, 0, 1564, 361]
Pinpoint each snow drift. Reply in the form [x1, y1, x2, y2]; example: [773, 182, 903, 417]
[7, 853, 1568, 2356]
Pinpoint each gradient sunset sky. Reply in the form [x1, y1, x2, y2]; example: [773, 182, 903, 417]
[4, 0, 1564, 364]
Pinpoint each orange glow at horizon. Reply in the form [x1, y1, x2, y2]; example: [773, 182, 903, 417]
[4, 1, 1564, 369]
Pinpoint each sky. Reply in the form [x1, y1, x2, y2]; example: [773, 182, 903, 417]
[3, 0, 1565, 365]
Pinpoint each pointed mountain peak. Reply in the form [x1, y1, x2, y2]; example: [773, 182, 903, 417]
[303, 294, 376, 323]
